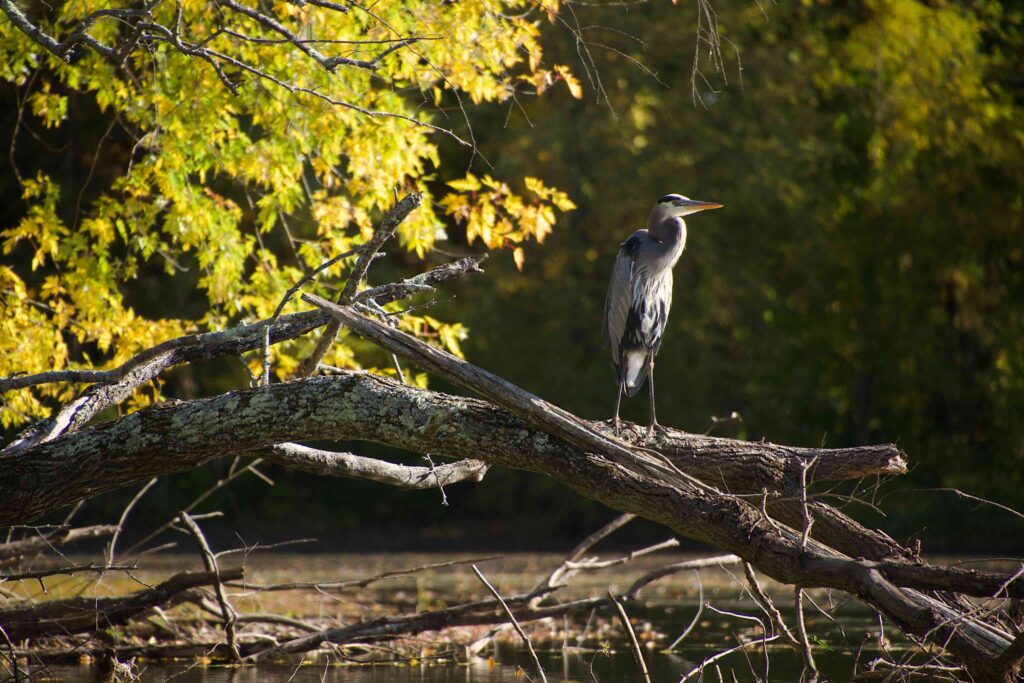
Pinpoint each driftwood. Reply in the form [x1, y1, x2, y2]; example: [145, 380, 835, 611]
[0, 525, 115, 563]
[6, 515, 734, 668]
[0, 568, 243, 640]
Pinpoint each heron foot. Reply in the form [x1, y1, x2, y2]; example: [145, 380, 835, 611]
[645, 421, 667, 440]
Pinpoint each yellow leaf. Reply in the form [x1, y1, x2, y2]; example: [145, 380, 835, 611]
[564, 72, 583, 99]
[513, 247, 525, 271]
[448, 174, 481, 192]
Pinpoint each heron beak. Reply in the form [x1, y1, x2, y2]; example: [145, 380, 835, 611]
[676, 199, 723, 212]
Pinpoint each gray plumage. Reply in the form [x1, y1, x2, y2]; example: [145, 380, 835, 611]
[603, 193, 722, 435]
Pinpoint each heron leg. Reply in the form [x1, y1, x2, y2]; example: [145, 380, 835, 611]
[646, 355, 660, 439]
[613, 383, 623, 436]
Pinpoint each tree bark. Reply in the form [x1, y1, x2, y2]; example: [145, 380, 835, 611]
[0, 373, 900, 530]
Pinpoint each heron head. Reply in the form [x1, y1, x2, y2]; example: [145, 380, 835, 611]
[656, 193, 723, 217]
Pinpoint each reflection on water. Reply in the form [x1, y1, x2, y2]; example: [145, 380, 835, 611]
[35, 622, 865, 682]
[42, 645, 858, 683]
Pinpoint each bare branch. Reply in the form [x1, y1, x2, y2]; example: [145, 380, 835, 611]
[744, 562, 799, 645]
[2, 254, 485, 452]
[0, 525, 116, 563]
[794, 587, 820, 682]
[106, 477, 158, 565]
[295, 192, 423, 377]
[471, 564, 548, 683]
[258, 443, 488, 489]
[563, 538, 679, 570]
[679, 636, 782, 682]
[626, 555, 741, 601]
[531, 512, 635, 598]
[666, 574, 703, 651]
[799, 456, 819, 549]
[0, 563, 136, 583]
[0, 567, 243, 640]
[178, 513, 241, 660]
[608, 592, 652, 683]
[261, 245, 362, 385]
[228, 555, 499, 593]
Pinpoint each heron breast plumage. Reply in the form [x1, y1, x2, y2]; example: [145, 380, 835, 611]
[603, 223, 684, 396]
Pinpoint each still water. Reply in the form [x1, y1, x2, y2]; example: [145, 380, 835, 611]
[25, 553, 893, 682]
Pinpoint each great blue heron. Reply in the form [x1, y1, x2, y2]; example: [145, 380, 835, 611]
[603, 193, 723, 436]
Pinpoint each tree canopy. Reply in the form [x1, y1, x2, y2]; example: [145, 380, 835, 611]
[0, 0, 575, 426]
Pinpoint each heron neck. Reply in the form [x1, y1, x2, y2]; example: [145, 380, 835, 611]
[648, 216, 687, 252]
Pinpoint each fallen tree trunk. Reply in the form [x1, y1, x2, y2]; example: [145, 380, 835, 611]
[0, 372, 1020, 677]
[0, 374, 901, 529]
[0, 255, 487, 454]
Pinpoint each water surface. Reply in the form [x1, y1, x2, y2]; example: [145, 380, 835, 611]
[17, 552, 911, 682]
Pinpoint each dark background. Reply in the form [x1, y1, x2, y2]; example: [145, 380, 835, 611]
[2, 0, 1023, 553]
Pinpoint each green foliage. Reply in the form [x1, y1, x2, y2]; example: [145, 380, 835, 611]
[0, 0, 576, 427]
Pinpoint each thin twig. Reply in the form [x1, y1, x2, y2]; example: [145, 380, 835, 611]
[471, 564, 547, 683]
[229, 556, 499, 593]
[744, 562, 799, 645]
[261, 245, 362, 386]
[564, 538, 679, 570]
[106, 477, 158, 565]
[626, 555, 742, 600]
[800, 455, 819, 549]
[0, 563, 137, 583]
[608, 592, 651, 683]
[177, 513, 240, 661]
[531, 513, 635, 599]
[679, 635, 781, 681]
[667, 572, 703, 651]
[295, 192, 423, 377]
[794, 587, 819, 682]
[122, 460, 262, 557]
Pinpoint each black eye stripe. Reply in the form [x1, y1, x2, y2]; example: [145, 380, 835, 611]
[658, 194, 683, 204]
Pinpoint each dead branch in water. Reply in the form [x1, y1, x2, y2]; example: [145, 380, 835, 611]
[177, 513, 240, 660]
[0, 525, 116, 564]
[0, 568, 243, 640]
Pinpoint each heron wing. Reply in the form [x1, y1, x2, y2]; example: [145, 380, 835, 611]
[624, 270, 672, 354]
[603, 231, 644, 367]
